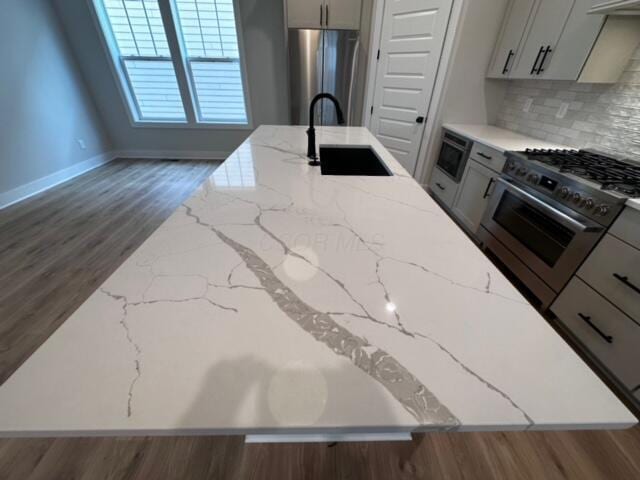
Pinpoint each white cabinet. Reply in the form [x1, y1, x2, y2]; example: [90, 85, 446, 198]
[326, 0, 362, 29]
[451, 160, 496, 234]
[287, 0, 325, 29]
[488, 0, 607, 81]
[487, 0, 537, 77]
[287, 0, 362, 30]
[510, 0, 575, 78]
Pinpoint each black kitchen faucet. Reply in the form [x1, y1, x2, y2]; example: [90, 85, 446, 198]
[307, 93, 345, 166]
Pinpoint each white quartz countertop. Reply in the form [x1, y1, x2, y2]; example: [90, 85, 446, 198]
[627, 198, 640, 211]
[443, 124, 570, 153]
[0, 126, 634, 437]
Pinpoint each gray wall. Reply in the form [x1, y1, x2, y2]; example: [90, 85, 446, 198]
[0, 0, 111, 195]
[497, 46, 640, 162]
[53, 0, 289, 156]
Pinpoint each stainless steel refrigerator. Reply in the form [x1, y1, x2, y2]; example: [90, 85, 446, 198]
[288, 29, 360, 126]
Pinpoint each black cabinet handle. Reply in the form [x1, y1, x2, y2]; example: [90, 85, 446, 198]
[416, 116, 425, 124]
[502, 49, 514, 74]
[477, 152, 492, 160]
[613, 273, 640, 295]
[483, 178, 495, 199]
[320, 5, 323, 26]
[326, 5, 329, 26]
[578, 313, 613, 344]
[435, 183, 445, 191]
[531, 46, 545, 75]
[537, 46, 552, 74]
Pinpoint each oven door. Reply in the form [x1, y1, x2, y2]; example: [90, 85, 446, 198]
[481, 177, 605, 292]
[436, 140, 467, 182]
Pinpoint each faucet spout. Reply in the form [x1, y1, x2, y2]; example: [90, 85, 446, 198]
[307, 93, 345, 166]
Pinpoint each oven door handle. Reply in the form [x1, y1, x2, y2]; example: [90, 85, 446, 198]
[496, 178, 603, 234]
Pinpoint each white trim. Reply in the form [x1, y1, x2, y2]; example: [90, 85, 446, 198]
[414, 0, 466, 186]
[112, 149, 230, 160]
[245, 432, 413, 444]
[0, 152, 117, 211]
[363, 0, 386, 128]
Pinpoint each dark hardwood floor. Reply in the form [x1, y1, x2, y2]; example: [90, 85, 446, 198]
[0, 159, 639, 480]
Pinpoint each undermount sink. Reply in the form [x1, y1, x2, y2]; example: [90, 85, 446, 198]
[319, 145, 392, 176]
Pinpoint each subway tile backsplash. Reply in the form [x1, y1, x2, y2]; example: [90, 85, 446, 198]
[496, 46, 640, 162]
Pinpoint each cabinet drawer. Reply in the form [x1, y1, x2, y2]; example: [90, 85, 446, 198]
[610, 207, 640, 251]
[551, 277, 640, 390]
[579, 234, 640, 323]
[429, 167, 459, 207]
[470, 142, 506, 172]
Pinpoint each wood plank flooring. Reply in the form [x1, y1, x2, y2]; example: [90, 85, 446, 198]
[0, 159, 639, 480]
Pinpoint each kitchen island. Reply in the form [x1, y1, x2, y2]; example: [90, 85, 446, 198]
[0, 126, 635, 439]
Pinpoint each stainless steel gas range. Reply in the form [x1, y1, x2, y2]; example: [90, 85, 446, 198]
[478, 149, 640, 309]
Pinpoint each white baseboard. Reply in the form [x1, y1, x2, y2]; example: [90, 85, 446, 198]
[0, 149, 230, 211]
[244, 432, 413, 444]
[113, 149, 230, 161]
[0, 151, 117, 211]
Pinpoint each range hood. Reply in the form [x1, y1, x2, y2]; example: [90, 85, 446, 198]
[589, 0, 640, 15]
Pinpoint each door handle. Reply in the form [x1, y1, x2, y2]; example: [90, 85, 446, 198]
[502, 50, 514, 75]
[613, 273, 640, 295]
[578, 313, 613, 344]
[320, 5, 323, 26]
[531, 46, 544, 75]
[435, 183, 446, 191]
[416, 116, 425, 124]
[325, 5, 329, 26]
[537, 46, 552, 74]
[483, 178, 495, 199]
[477, 152, 492, 161]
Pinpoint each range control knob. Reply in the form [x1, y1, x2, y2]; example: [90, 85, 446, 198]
[572, 192, 582, 204]
[506, 161, 516, 171]
[527, 173, 540, 183]
[594, 205, 610, 216]
[559, 187, 570, 199]
[584, 198, 595, 210]
[516, 167, 527, 177]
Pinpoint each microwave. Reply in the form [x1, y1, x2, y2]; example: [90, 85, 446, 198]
[436, 130, 473, 183]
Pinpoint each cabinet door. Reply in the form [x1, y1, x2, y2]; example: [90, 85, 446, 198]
[510, 0, 575, 79]
[288, 0, 325, 29]
[326, 0, 362, 30]
[487, 0, 537, 78]
[542, 0, 606, 80]
[451, 159, 496, 234]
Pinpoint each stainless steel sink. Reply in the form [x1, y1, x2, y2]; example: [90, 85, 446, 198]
[319, 145, 392, 176]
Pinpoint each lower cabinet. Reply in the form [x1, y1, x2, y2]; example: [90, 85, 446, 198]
[428, 166, 459, 208]
[451, 159, 496, 234]
[552, 277, 640, 391]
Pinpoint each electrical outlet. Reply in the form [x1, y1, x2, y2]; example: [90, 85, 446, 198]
[523, 98, 533, 113]
[77, 139, 87, 150]
[556, 102, 569, 119]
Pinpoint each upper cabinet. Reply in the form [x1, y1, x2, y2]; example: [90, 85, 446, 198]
[488, 0, 608, 81]
[487, 0, 537, 78]
[287, 0, 362, 30]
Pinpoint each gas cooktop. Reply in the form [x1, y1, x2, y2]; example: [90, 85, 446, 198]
[522, 149, 640, 197]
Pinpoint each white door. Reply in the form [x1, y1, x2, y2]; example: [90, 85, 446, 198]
[369, 0, 454, 175]
[486, 0, 537, 78]
[287, 0, 325, 29]
[326, 0, 362, 30]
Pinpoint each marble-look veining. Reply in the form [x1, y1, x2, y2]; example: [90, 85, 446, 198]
[0, 126, 635, 437]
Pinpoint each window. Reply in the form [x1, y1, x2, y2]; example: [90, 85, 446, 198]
[92, 0, 249, 126]
[174, 0, 248, 124]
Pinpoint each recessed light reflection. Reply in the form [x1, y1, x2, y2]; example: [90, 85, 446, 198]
[385, 302, 397, 312]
